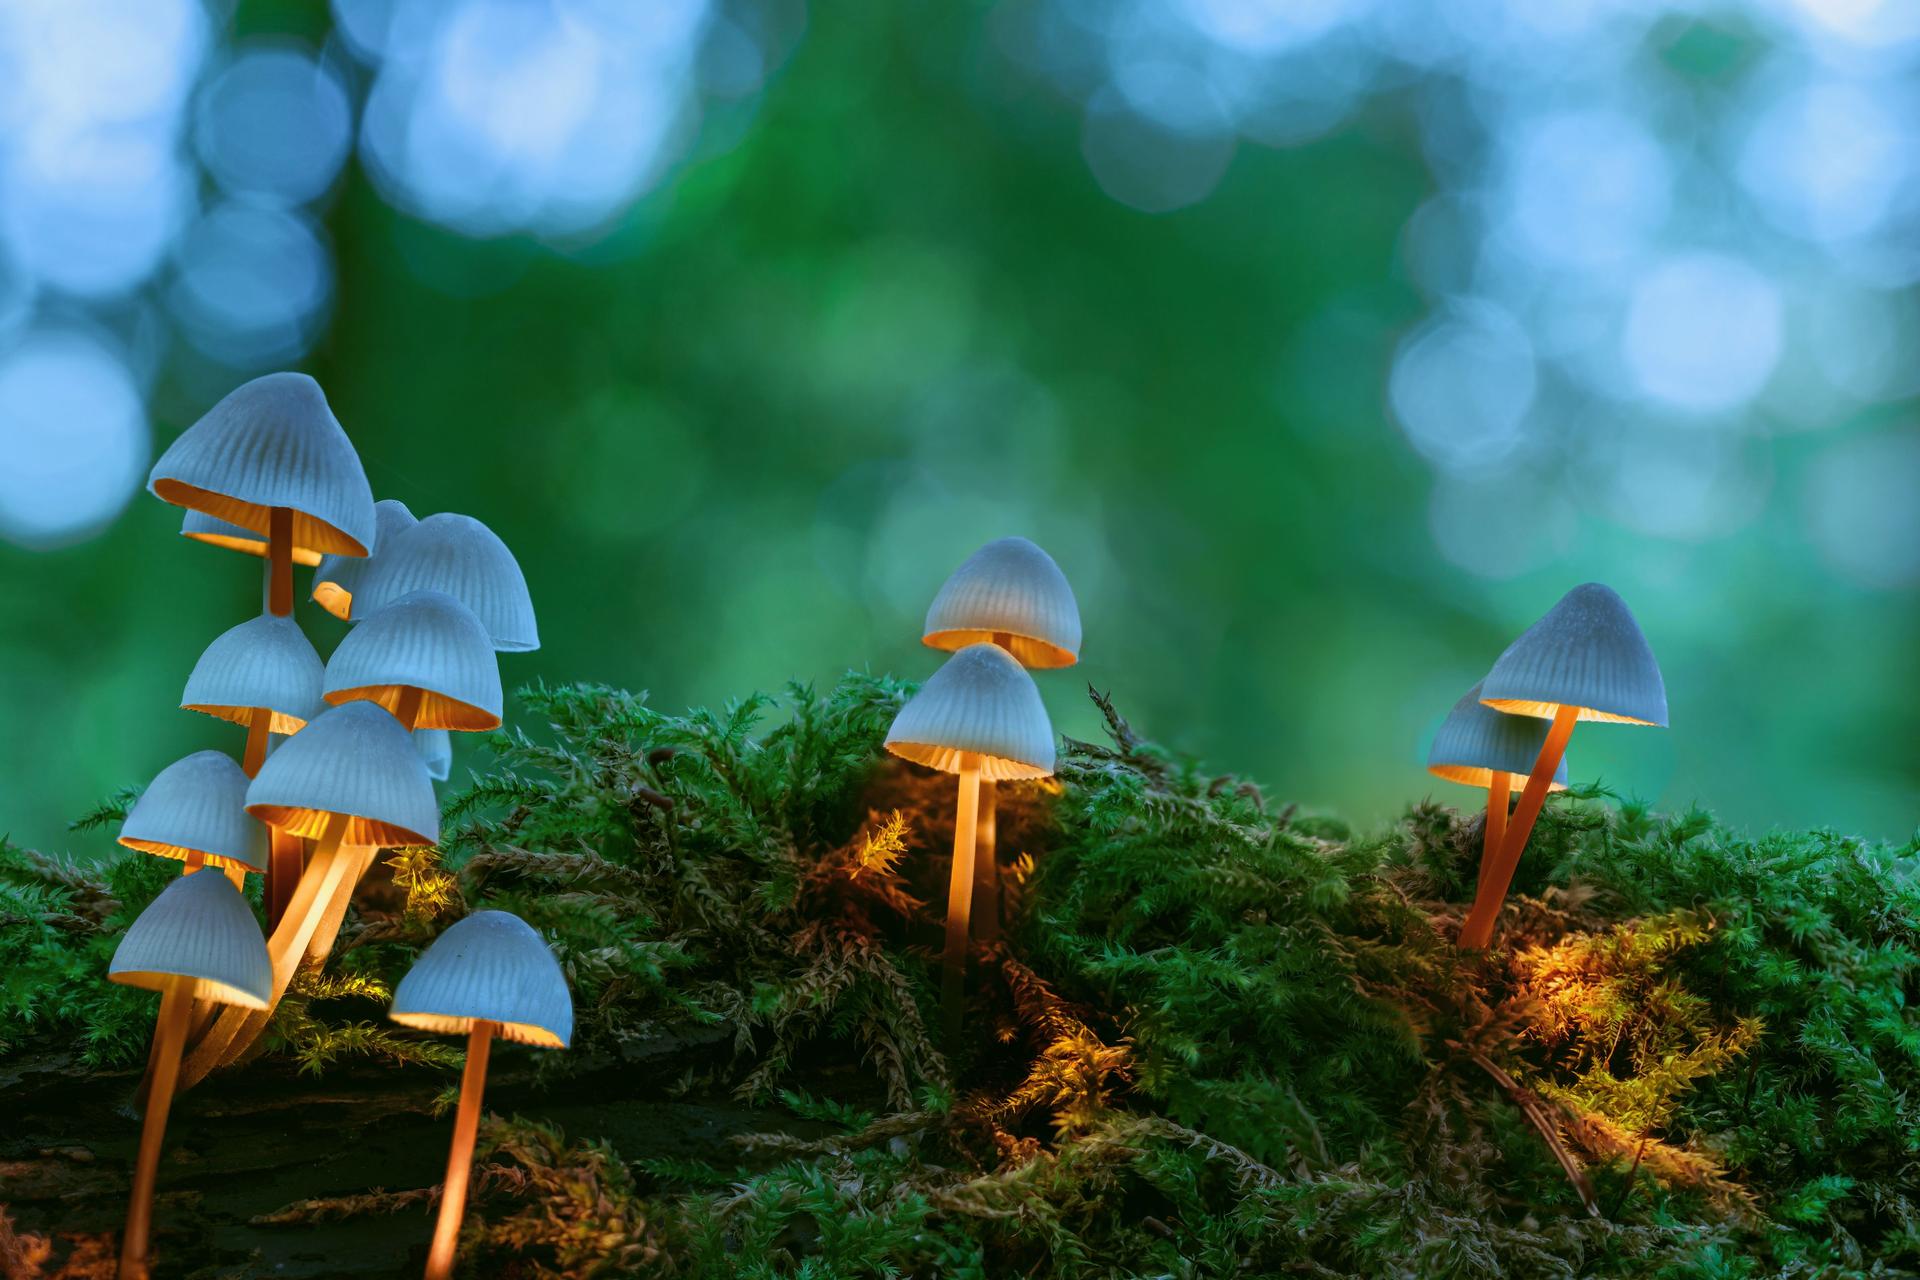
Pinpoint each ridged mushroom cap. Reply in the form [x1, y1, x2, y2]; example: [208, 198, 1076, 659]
[182, 614, 325, 734]
[109, 870, 271, 1009]
[923, 537, 1081, 669]
[1481, 584, 1668, 727]
[148, 372, 377, 558]
[313, 500, 418, 621]
[886, 643, 1055, 781]
[323, 590, 502, 732]
[416, 728, 452, 782]
[180, 510, 324, 567]
[245, 701, 439, 846]
[119, 751, 268, 871]
[389, 910, 572, 1048]
[1427, 683, 1570, 793]
[352, 512, 538, 651]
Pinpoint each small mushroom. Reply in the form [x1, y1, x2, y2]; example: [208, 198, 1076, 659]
[118, 750, 266, 891]
[1426, 682, 1569, 883]
[322, 590, 503, 733]
[1458, 584, 1666, 948]
[351, 512, 539, 652]
[389, 910, 572, 1280]
[179, 510, 324, 566]
[109, 870, 269, 1280]
[886, 643, 1055, 1036]
[181, 701, 437, 1086]
[922, 537, 1081, 947]
[148, 372, 377, 615]
[181, 615, 325, 775]
[312, 499, 419, 621]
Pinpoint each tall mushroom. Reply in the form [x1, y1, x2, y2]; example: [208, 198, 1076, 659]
[885, 643, 1055, 1036]
[110, 870, 270, 1280]
[351, 512, 539, 652]
[179, 700, 438, 1086]
[389, 910, 572, 1280]
[1458, 584, 1666, 948]
[311, 499, 418, 621]
[922, 537, 1080, 945]
[1426, 681, 1569, 885]
[180, 614, 324, 924]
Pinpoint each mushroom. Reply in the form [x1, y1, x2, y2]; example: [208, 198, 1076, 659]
[179, 510, 324, 566]
[351, 512, 539, 652]
[148, 371, 377, 616]
[118, 750, 266, 893]
[1457, 584, 1666, 948]
[1426, 681, 1569, 885]
[312, 499, 419, 621]
[109, 870, 270, 1280]
[179, 700, 438, 1086]
[389, 910, 573, 1280]
[922, 537, 1080, 946]
[885, 643, 1055, 1035]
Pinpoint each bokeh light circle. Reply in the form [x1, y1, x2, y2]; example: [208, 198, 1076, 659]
[195, 45, 354, 204]
[1622, 253, 1784, 414]
[1388, 299, 1538, 474]
[0, 330, 147, 548]
[168, 201, 333, 366]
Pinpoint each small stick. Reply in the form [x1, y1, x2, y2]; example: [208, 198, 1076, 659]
[425, 1021, 494, 1280]
[942, 755, 981, 1038]
[1459, 704, 1579, 949]
[120, 975, 194, 1280]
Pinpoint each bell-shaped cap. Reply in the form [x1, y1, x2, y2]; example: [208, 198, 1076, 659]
[389, 910, 572, 1048]
[181, 510, 324, 567]
[323, 590, 502, 732]
[1427, 683, 1569, 793]
[886, 643, 1055, 781]
[119, 751, 268, 872]
[109, 871, 271, 1009]
[245, 701, 439, 846]
[416, 728, 452, 782]
[352, 513, 538, 651]
[182, 614, 325, 734]
[1481, 584, 1668, 727]
[313, 499, 418, 621]
[923, 537, 1081, 669]
[149, 372, 377, 558]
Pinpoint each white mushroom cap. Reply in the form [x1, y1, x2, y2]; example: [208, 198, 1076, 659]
[119, 751, 268, 872]
[149, 372, 377, 559]
[323, 590, 502, 732]
[886, 643, 1056, 781]
[389, 910, 572, 1048]
[182, 614, 326, 734]
[313, 500, 417, 622]
[352, 512, 538, 651]
[109, 871, 271, 1009]
[1481, 583, 1668, 727]
[180, 510, 324, 567]
[416, 728, 452, 782]
[245, 701, 439, 846]
[923, 537, 1081, 669]
[1427, 682, 1569, 793]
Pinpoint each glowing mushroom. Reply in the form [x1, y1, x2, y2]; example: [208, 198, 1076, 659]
[922, 537, 1080, 946]
[352, 512, 539, 652]
[389, 910, 572, 1280]
[1458, 584, 1666, 949]
[110, 870, 269, 1280]
[885, 643, 1055, 1035]
[148, 371, 377, 617]
[180, 701, 438, 1086]
[312, 499, 418, 621]
[118, 750, 266, 892]
[1426, 682, 1569, 886]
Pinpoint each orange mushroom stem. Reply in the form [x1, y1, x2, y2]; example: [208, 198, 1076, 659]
[119, 976, 193, 1280]
[425, 1021, 495, 1280]
[942, 755, 982, 1037]
[1458, 704, 1579, 949]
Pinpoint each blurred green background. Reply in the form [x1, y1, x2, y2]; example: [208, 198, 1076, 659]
[0, 0, 1914, 858]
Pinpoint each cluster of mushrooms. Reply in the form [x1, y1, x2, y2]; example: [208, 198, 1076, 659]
[884, 537, 1082, 1036]
[1426, 583, 1668, 948]
[107, 373, 573, 1280]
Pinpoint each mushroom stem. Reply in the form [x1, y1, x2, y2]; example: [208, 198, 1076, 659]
[120, 975, 193, 1280]
[942, 756, 982, 1038]
[305, 847, 377, 964]
[267, 832, 302, 929]
[267, 506, 293, 617]
[1459, 705, 1579, 949]
[973, 781, 999, 947]
[1483, 773, 1510, 882]
[425, 1020, 494, 1280]
[242, 706, 271, 778]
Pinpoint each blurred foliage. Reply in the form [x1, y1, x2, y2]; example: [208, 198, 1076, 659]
[6, 672, 1917, 1275]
